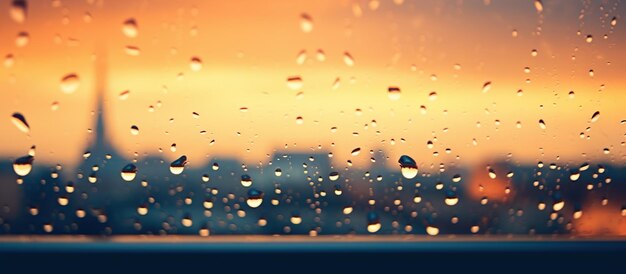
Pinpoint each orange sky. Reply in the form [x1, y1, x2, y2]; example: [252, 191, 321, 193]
[0, 0, 624, 170]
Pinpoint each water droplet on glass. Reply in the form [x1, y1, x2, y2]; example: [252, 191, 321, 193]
[300, 13, 313, 33]
[611, 17, 617, 27]
[287, 76, 303, 90]
[426, 226, 440, 236]
[15, 32, 29, 47]
[60, 73, 80, 94]
[367, 212, 381, 233]
[122, 18, 138, 38]
[241, 174, 252, 187]
[351, 147, 361, 156]
[274, 168, 282, 177]
[246, 189, 264, 208]
[10, 112, 30, 133]
[591, 111, 600, 123]
[539, 119, 546, 129]
[534, 0, 543, 13]
[181, 215, 193, 227]
[585, 35, 593, 43]
[316, 49, 326, 61]
[137, 204, 148, 216]
[170, 155, 187, 175]
[10, 0, 27, 23]
[121, 163, 137, 181]
[190, 56, 202, 71]
[388, 86, 401, 100]
[296, 50, 306, 65]
[130, 125, 139, 135]
[329, 171, 339, 181]
[119, 90, 130, 100]
[295, 116, 304, 125]
[343, 52, 355, 67]
[13, 155, 33, 176]
[290, 215, 303, 225]
[124, 45, 140, 56]
[531, 49, 538, 57]
[482, 81, 492, 93]
[398, 155, 418, 179]
[445, 191, 459, 206]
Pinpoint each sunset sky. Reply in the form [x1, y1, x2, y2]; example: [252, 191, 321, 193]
[1, 0, 624, 170]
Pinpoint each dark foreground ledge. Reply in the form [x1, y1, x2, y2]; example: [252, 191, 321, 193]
[1, 235, 625, 273]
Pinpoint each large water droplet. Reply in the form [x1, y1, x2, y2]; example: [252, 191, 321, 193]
[130, 125, 139, 135]
[11, 112, 30, 133]
[121, 163, 137, 181]
[170, 155, 187, 175]
[398, 155, 418, 179]
[591, 111, 600, 123]
[13, 155, 33, 176]
[329, 171, 339, 181]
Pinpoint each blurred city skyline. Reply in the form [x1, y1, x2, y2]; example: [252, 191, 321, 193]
[0, 0, 624, 170]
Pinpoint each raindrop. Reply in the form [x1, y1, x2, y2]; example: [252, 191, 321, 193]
[295, 116, 304, 125]
[246, 189, 264, 208]
[15, 32, 29, 47]
[351, 147, 361, 156]
[4, 54, 15, 68]
[119, 90, 130, 100]
[120, 163, 137, 181]
[398, 155, 418, 179]
[538, 119, 546, 129]
[343, 52, 355, 67]
[10, 112, 30, 133]
[388, 86, 401, 100]
[13, 155, 33, 176]
[124, 45, 140, 56]
[329, 171, 339, 181]
[482, 81, 492, 93]
[137, 204, 148, 216]
[367, 212, 381, 233]
[60, 73, 80, 94]
[534, 0, 543, 13]
[10, 0, 27, 23]
[585, 35, 593, 43]
[170, 155, 187, 175]
[316, 49, 326, 61]
[445, 191, 459, 206]
[531, 49, 538, 57]
[190, 56, 202, 71]
[241, 174, 252, 187]
[130, 125, 139, 135]
[591, 111, 600, 123]
[122, 18, 138, 38]
[274, 168, 282, 176]
[287, 76, 303, 90]
[300, 13, 313, 33]
[611, 17, 617, 27]
[426, 226, 440, 236]
[296, 50, 306, 65]
[181, 215, 193, 227]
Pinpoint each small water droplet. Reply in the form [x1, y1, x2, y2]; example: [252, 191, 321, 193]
[611, 17, 617, 27]
[300, 13, 313, 33]
[60, 73, 80, 94]
[121, 163, 137, 181]
[482, 81, 492, 93]
[274, 168, 282, 176]
[531, 49, 538, 57]
[585, 35, 593, 43]
[591, 111, 600, 123]
[343, 52, 355, 67]
[170, 155, 187, 175]
[426, 226, 440, 236]
[296, 50, 306, 65]
[10, 0, 27, 23]
[124, 45, 140, 56]
[534, 0, 543, 12]
[241, 174, 252, 187]
[287, 76, 303, 90]
[329, 171, 339, 181]
[246, 189, 264, 208]
[388, 86, 401, 100]
[367, 212, 381, 233]
[539, 119, 546, 129]
[15, 31, 29, 47]
[316, 49, 326, 61]
[130, 125, 139, 135]
[190, 56, 202, 71]
[398, 155, 418, 179]
[351, 147, 361, 156]
[122, 18, 138, 38]
[295, 116, 304, 125]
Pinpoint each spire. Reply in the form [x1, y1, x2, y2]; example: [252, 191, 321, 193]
[90, 48, 111, 151]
